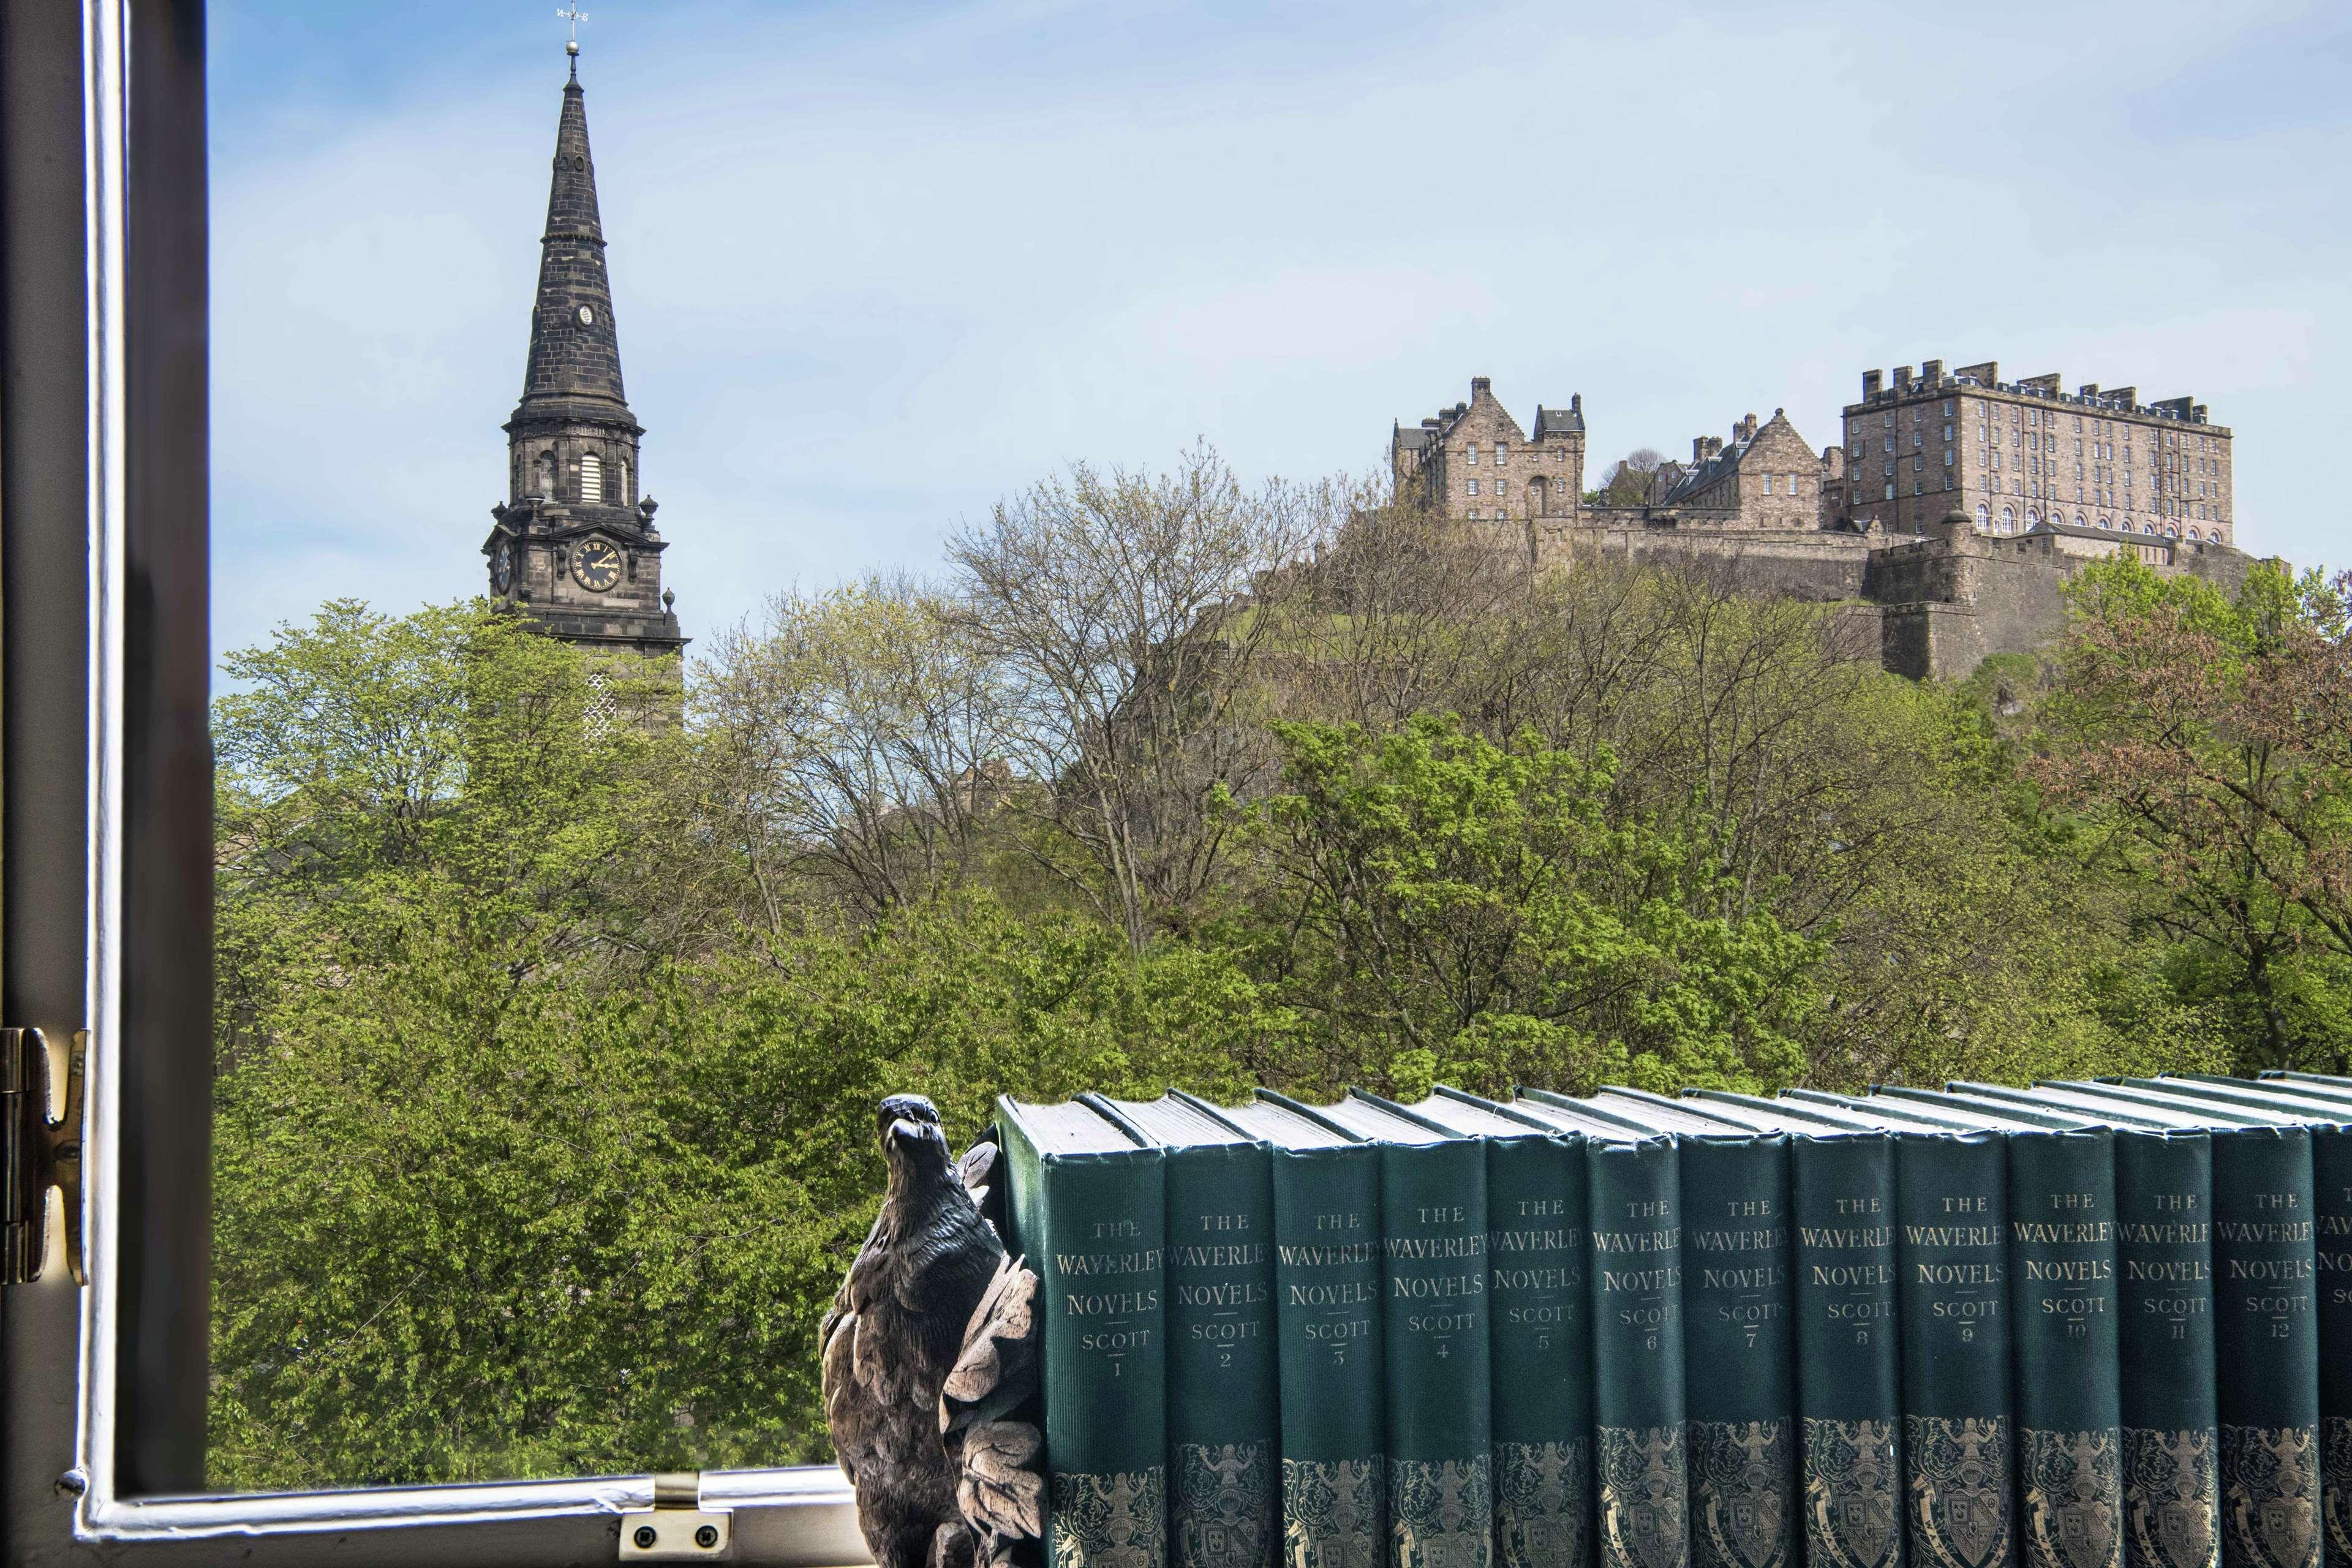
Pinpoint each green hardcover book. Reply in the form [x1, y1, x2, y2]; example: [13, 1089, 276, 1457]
[1321, 1093, 1496, 1568]
[1865, 1091, 2128, 1568]
[1686, 1092, 1905, 1568]
[1512, 1093, 1692, 1568]
[1797, 1091, 2020, 1568]
[1951, 1082, 2223, 1568]
[1409, 1088, 1596, 1568]
[1212, 1095, 1387, 1568]
[2105, 1080, 2337, 1568]
[1101, 1094, 1280, 1568]
[2046, 1082, 2323, 1568]
[1000, 1096, 1172, 1568]
[2179, 1074, 2352, 1567]
[1586, 1088, 1801, 1568]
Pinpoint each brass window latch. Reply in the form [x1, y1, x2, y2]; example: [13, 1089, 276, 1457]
[2, 1028, 85, 1287]
[618, 1472, 730, 1561]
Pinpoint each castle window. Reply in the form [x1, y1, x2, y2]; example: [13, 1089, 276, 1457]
[1467, 479, 1479, 496]
[2000, 506, 2015, 531]
[1976, 503, 1989, 529]
[1494, 445, 1506, 464]
[1884, 484, 1895, 500]
[1495, 480, 1506, 496]
[580, 451, 603, 503]
[1466, 443, 1479, 464]
[2098, 517, 2111, 529]
[1763, 475, 1774, 495]
[534, 450, 555, 496]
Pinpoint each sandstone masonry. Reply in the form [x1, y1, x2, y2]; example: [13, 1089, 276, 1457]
[1389, 372, 2256, 680]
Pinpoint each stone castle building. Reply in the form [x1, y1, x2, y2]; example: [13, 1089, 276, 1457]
[1391, 366, 2253, 680]
[1841, 359, 2233, 547]
[478, 43, 685, 659]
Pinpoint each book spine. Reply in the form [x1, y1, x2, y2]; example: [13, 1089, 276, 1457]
[1893, 1129, 2015, 1568]
[2308, 1128, 2352, 1568]
[1588, 1135, 1690, 1568]
[1268, 1143, 1386, 1568]
[2005, 1128, 2125, 1568]
[1164, 1142, 1280, 1568]
[1378, 1137, 1493, 1568]
[1006, 1132, 1171, 1568]
[2111, 1129, 2220, 1568]
[2207, 1126, 2321, 1568]
[1485, 1129, 1594, 1568]
[1789, 1131, 1904, 1568]
[1681, 1134, 1800, 1568]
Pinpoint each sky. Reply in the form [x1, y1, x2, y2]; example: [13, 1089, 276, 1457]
[208, 0, 2352, 669]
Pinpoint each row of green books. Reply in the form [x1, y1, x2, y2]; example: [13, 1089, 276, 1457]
[993, 1073, 2352, 1568]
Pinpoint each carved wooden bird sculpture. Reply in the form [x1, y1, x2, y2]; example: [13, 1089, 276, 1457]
[823, 1094, 1042, 1568]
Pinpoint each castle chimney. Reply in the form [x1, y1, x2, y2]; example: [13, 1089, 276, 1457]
[1921, 358, 1943, 383]
[1893, 365, 1914, 393]
[1862, 369, 1883, 398]
[1694, 436, 1709, 464]
[1734, 413, 1758, 443]
[2077, 384, 2099, 401]
[1422, 417, 1440, 429]
[1471, 376, 1492, 397]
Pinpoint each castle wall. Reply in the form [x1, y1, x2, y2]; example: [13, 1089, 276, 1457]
[1539, 513, 1875, 601]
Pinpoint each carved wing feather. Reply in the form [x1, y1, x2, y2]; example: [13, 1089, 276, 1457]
[819, 1306, 861, 1484]
[941, 1254, 1037, 1415]
[957, 1140, 998, 1197]
[940, 1254, 1043, 1559]
[957, 1419, 1045, 1545]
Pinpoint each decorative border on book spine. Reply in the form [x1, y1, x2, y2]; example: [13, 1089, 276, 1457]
[1802, 1417, 1901, 1568]
[2220, 1424, 2320, 1568]
[1599, 1423, 1690, 1568]
[2123, 1426, 2219, 1568]
[1904, 1414, 2011, 1568]
[1052, 1466, 1168, 1568]
[1692, 1418, 1794, 1568]
[1496, 1439, 1590, 1568]
[1281, 1455, 1384, 1568]
[1174, 1442, 1275, 1568]
[2021, 1427, 2123, 1568]
[1390, 1453, 1494, 1568]
[2322, 1418, 2351, 1565]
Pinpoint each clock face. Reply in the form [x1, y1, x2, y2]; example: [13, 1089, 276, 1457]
[570, 537, 623, 592]
[490, 538, 514, 594]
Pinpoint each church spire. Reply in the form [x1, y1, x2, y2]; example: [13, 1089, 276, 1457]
[481, 34, 684, 662]
[513, 45, 634, 427]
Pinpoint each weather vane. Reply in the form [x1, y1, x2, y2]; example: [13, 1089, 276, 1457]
[557, 2, 587, 58]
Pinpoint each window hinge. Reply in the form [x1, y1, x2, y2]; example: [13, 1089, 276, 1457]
[2, 1028, 85, 1287]
[619, 1471, 730, 1561]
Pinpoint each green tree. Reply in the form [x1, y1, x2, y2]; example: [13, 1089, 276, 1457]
[1223, 714, 1822, 1099]
[2032, 559, 2352, 1071]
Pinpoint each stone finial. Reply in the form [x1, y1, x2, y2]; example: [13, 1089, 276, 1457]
[663, 587, 676, 610]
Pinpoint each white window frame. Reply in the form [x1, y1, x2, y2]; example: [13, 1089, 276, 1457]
[10, 6, 867, 1561]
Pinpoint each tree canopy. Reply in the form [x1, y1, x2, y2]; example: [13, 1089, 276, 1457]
[209, 452, 2334, 1488]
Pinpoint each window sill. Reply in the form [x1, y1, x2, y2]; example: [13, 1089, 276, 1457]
[85, 1464, 864, 1559]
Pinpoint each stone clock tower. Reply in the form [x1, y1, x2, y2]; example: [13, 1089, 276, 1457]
[480, 42, 684, 658]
